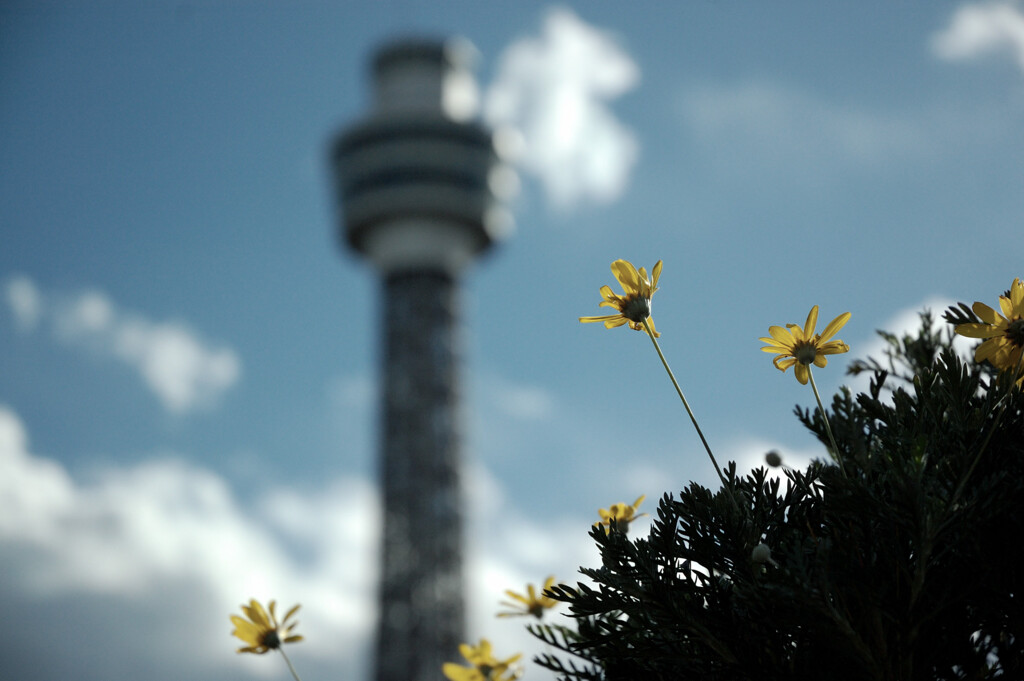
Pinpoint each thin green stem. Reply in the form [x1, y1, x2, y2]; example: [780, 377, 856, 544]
[278, 648, 303, 681]
[807, 369, 848, 477]
[641, 319, 740, 513]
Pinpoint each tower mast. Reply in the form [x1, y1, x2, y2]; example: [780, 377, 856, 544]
[331, 38, 510, 681]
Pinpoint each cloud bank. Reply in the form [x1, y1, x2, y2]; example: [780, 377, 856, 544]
[0, 405, 597, 680]
[3, 275, 241, 414]
[932, 1, 1024, 74]
[0, 404, 376, 680]
[484, 7, 640, 210]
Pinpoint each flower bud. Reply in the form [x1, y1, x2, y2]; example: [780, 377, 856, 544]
[765, 450, 783, 468]
[751, 542, 777, 567]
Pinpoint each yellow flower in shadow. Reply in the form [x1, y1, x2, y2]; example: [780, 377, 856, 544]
[955, 278, 1024, 382]
[595, 495, 647, 535]
[579, 259, 663, 337]
[760, 305, 851, 385]
[443, 639, 522, 681]
[497, 576, 558, 619]
[230, 599, 304, 654]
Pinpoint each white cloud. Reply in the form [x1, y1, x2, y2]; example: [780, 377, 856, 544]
[3, 275, 240, 414]
[0, 405, 601, 680]
[112, 318, 240, 413]
[677, 80, 927, 177]
[0, 404, 375, 678]
[932, 1, 1024, 73]
[477, 372, 557, 422]
[4, 275, 42, 332]
[484, 7, 640, 210]
[463, 462, 598, 658]
[327, 373, 376, 409]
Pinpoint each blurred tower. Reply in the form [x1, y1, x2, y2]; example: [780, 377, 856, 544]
[331, 38, 511, 681]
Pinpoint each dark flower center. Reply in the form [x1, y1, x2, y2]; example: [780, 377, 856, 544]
[794, 342, 818, 366]
[262, 630, 281, 649]
[622, 295, 651, 324]
[1006, 318, 1024, 347]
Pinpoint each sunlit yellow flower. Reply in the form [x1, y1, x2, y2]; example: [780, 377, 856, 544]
[442, 639, 522, 681]
[595, 495, 647, 534]
[955, 278, 1024, 383]
[759, 306, 851, 385]
[230, 599, 304, 654]
[497, 576, 558, 619]
[579, 259, 663, 337]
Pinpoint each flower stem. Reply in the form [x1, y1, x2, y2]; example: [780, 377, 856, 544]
[641, 319, 740, 513]
[807, 369, 847, 477]
[279, 648, 303, 681]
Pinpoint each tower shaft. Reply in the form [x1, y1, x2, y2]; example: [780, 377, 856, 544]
[376, 270, 463, 681]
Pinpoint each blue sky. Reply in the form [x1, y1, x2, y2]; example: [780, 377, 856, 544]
[2, 1, 1022, 679]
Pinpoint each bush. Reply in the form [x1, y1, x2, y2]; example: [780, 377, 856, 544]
[532, 311, 1024, 681]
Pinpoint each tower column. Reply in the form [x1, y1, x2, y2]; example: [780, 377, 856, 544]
[377, 270, 462, 681]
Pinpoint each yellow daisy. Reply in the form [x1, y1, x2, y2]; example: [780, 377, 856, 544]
[497, 576, 558, 619]
[579, 259, 663, 337]
[955, 278, 1024, 382]
[595, 495, 647, 534]
[230, 599, 304, 654]
[443, 639, 522, 681]
[760, 306, 851, 385]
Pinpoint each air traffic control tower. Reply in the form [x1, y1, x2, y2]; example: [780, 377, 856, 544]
[330, 38, 512, 681]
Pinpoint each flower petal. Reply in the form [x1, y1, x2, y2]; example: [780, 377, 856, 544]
[611, 260, 641, 295]
[819, 312, 851, 343]
[281, 603, 301, 625]
[644, 316, 660, 337]
[975, 338, 1006, 363]
[955, 322, 1003, 339]
[998, 294, 1014, 320]
[794, 363, 810, 385]
[819, 340, 850, 355]
[774, 357, 797, 372]
[1010, 278, 1024, 311]
[768, 325, 796, 346]
[579, 314, 622, 324]
[803, 306, 819, 339]
[972, 302, 1003, 326]
[598, 285, 618, 302]
[504, 590, 530, 605]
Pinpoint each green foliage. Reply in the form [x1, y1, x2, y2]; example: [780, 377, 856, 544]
[535, 312, 1024, 681]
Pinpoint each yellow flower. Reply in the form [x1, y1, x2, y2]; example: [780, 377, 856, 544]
[230, 599, 304, 654]
[579, 259, 663, 337]
[442, 639, 522, 681]
[759, 306, 851, 385]
[497, 576, 558, 619]
[595, 495, 647, 534]
[955, 278, 1024, 382]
